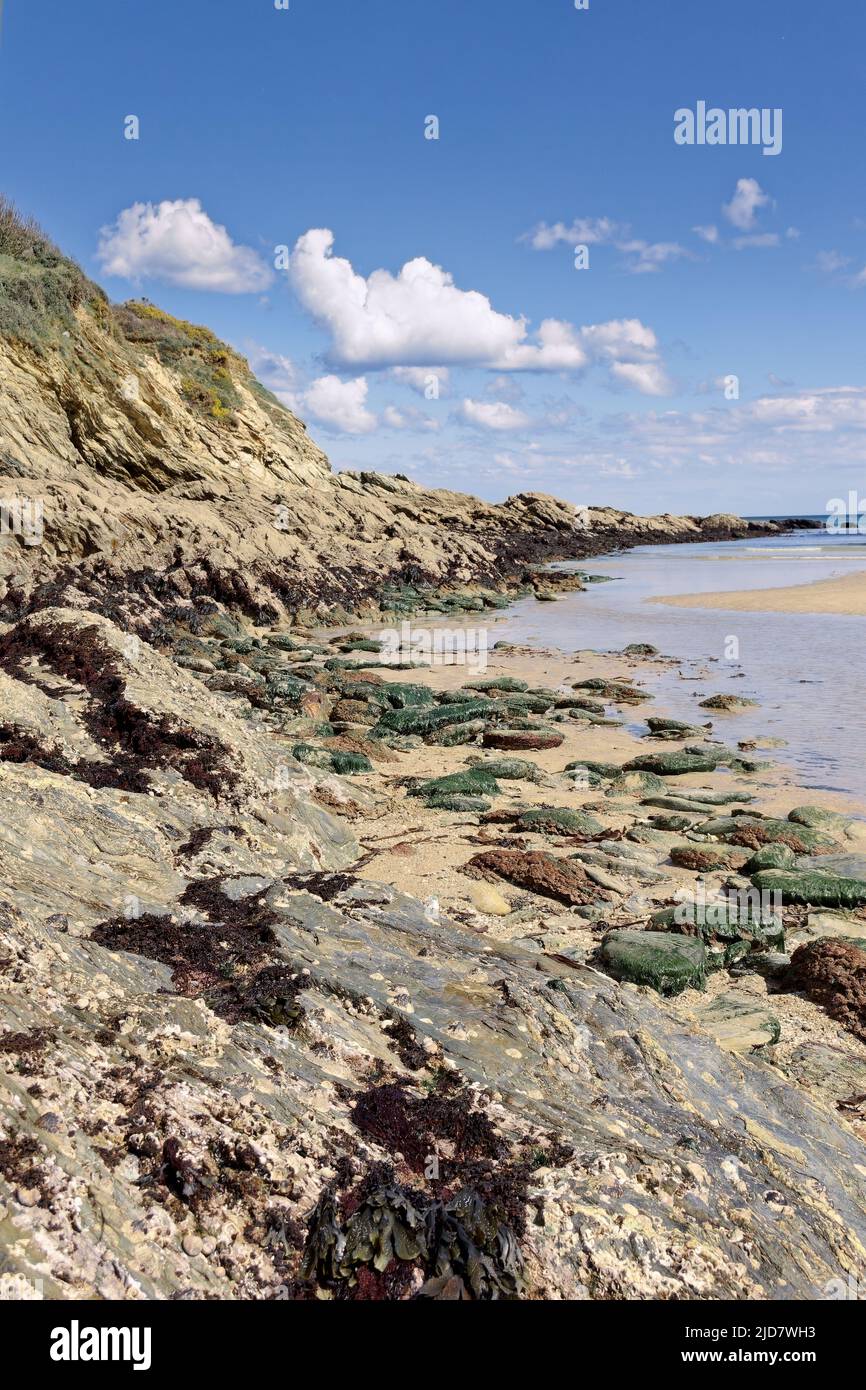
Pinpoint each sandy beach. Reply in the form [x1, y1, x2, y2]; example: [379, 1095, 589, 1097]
[351, 640, 866, 908]
[652, 566, 866, 616]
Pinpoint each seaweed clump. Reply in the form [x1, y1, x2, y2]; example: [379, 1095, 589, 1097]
[349, 1081, 504, 1174]
[90, 880, 307, 1025]
[0, 619, 241, 799]
[301, 1167, 525, 1301]
[295, 1079, 528, 1299]
[788, 939, 866, 1043]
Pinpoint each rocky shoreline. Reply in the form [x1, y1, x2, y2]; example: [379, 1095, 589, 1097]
[1, 214, 862, 1302]
[3, 594, 866, 1301]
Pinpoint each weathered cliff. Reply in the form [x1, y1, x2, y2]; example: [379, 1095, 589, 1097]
[0, 208, 796, 632]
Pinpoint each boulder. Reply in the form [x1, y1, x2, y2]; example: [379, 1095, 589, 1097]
[600, 930, 707, 996]
[466, 850, 608, 906]
[482, 729, 564, 751]
[515, 807, 603, 837]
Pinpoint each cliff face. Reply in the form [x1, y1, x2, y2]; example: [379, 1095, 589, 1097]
[0, 229, 788, 631]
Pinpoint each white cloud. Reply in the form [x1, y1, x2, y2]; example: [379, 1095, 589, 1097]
[492, 451, 526, 475]
[815, 250, 851, 274]
[609, 360, 671, 396]
[526, 218, 694, 277]
[606, 387, 866, 487]
[391, 365, 450, 394]
[460, 399, 531, 431]
[380, 403, 439, 431]
[616, 239, 692, 274]
[303, 375, 377, 434]
[522, 217, 621, 250]
[600, 459, 639, 478]
[428, 384, 866, 502]
[693, 224, 719, 244]
[287, 228, 669, 391]
[97, 199, 272, 293]
[733, 233, 781, 250]
[580, 318, 659, 362]
[290, 228, 529, 369]
[723, 178, 770, 231]
[500, 318, 589, 371]
[747, 387, 866, 430]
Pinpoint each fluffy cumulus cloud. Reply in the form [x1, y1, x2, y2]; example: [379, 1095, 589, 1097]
[722, 178, 769, 232]
[97, 199, 273, 293]
[244, 344, 442, 435]
[580, 318, 661, 364]
[302, 375, 377, 434]
[288, 228, 666, 388]
[459, 398, 531, 431]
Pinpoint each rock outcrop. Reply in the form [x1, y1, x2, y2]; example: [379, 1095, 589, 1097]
[0, 209, 805, 632]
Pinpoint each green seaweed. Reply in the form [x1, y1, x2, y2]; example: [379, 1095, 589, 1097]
[292, 744, 372, 774]
[467, 757, 544, 784]
[600, 929, 707, 996]
[373, 700, 497, 737]
[625, 752, 719, 776]
[515, 807, 603, 836]
[409, 769, 501, 801]
[751, 870, 866, 909]
[463, 677, 528, 694]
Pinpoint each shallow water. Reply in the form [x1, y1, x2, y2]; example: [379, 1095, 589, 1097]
[494, 530, 866, 802]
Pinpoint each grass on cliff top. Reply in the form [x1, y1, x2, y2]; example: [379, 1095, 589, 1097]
[0, 196, 110, 352]
[113, 301, 246, 423]
[0, 197, 296, 427]
[112, 303, 295, 425]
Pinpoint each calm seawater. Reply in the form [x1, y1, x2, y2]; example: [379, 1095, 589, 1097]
[493, 527, 866, 802]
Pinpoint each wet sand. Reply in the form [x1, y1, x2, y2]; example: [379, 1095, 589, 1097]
[652, 568, 866, 616]
[354, 641, 866, 911]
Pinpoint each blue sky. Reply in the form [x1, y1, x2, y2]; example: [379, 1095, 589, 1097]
[2, 0, 865, 515]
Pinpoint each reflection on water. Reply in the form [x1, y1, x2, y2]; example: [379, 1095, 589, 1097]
[495, 531, 866, 801]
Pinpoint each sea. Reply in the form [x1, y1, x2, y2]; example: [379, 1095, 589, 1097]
[492, 519, 866, 803]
